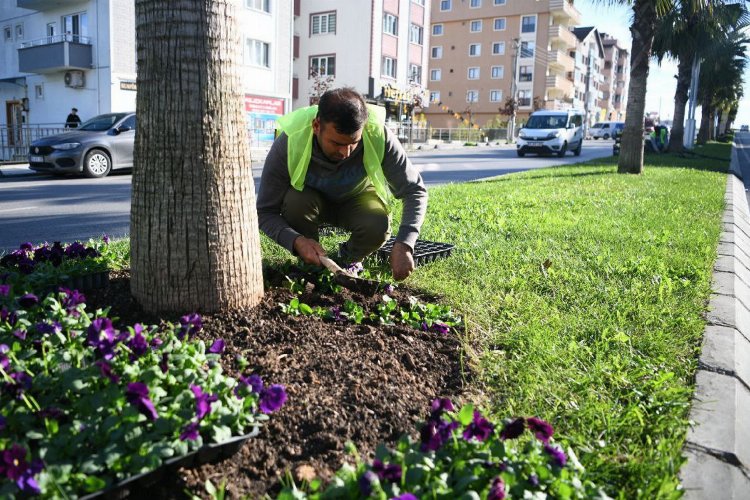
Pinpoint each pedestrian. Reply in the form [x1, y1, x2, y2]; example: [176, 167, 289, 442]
[256, 87, 428, 281]
[64, 108, 81, 129]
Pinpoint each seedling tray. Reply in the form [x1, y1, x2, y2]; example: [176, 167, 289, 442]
[80, 428, 259, 500]
[377, 238, 455, 266]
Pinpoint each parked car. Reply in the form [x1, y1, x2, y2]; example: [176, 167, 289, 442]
[741, 124, 749, 132]
[28, 112, 136, 178]
[516, 109, 584, 157]
[590, 121, 624, 140]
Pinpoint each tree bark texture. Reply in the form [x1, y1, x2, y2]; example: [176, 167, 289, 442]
[667, 56, 691, 152]
[131, 0, 264, 313]
[697, 93, 712, 144]
[618, 0, 657, 175]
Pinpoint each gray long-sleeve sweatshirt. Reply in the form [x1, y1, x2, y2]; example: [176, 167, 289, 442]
[256, 126, 428, 254]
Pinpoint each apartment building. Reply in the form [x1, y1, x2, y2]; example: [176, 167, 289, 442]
[600, 32, 629, 122]
[424, 0, 581, 129]
[0, 0, 291, 149]
[570, 26, 604, 128]
[292, 0, 431, 128]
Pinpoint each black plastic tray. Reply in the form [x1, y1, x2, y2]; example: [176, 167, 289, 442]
[61, 271, 110, 291]
[80, 428, 259, 500]
[377, 238, 455, 266]
[318, 224, 348, 236]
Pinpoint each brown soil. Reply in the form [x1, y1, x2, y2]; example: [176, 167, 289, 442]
[85, 268, 468, 498]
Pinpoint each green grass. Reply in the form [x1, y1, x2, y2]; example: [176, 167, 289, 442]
[399, 145, 729, 498]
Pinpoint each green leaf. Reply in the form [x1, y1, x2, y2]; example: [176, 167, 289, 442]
[300, 303, 314, 315]
[83, 475, 107, 493]
[458, 404, 475, 426]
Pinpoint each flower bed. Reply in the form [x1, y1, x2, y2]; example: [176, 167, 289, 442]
[0, 240, 286, 497]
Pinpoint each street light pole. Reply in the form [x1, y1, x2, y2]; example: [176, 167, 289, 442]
[508, 37, 520, 143]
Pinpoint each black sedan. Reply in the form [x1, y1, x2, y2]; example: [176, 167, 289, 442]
[28, 112, 136, 178]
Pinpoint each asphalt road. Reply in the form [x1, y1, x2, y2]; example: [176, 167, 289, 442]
[0, 140, 614, 252]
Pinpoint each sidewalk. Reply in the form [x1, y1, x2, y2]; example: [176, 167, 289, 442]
[0, 163, 34, 178]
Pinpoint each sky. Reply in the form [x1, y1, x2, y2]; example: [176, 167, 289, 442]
[575, 0, 750, 127]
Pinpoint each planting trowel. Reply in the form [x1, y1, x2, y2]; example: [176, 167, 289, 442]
[319, 255, 380, 296]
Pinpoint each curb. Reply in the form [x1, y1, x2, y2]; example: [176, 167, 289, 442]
[680, 173, 750, 497]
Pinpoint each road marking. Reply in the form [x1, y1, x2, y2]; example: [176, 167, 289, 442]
[0, 206, 38, 213]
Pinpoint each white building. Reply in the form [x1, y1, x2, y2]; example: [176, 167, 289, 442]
[0, 0, 292, 156]
[292, 0, 431, 127]
[570, 26, 605, 128]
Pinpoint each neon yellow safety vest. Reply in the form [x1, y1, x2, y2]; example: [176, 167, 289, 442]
[276, 104, 390, 204]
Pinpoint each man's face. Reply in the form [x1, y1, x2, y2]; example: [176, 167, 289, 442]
[313, 118, 362, 162]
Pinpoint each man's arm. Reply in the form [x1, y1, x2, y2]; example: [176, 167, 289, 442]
[256, 133, 303, 253]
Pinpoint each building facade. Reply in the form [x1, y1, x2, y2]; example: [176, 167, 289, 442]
[0, 0, 292, 151]
[423, 0, 581, 129]
[292, 0, 431, 127]
[570, 26, 604, 129]
[600, 32, 628, 122]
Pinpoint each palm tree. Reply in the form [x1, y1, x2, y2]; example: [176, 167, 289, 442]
[652, 1, 748, 151]
[131, 0, 265, 313]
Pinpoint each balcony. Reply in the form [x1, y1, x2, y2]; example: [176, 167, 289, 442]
[546, 74, 574, 99]
[548, 24, 577, 49]
[18, 35, 92, 74]
[16, 0, 69, 10]
[548, 49, 575, 74]
[549, 0, 581, 26]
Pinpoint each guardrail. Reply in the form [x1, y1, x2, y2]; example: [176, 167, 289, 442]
[0, 125, 68, 163]
[19, 34, 93, 48]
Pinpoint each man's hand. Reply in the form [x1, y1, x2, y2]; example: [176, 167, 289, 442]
[390, 241, 415, 281]
[293, 236, 326, 265]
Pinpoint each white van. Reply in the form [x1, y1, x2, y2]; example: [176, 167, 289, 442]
[590, 121, 624, 140]
[516, 109, 584, 157]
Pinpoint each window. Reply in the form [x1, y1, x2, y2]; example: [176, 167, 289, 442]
[519, 65, 532, 81]
[466, 90, 479, 103]
[15, 23, 23, 40]
[410, 64, 422, 83]
[413, 0, 425, 4]
[3, 26, 11, 42]
[521, 15, 536, 33]
[520, 41, 534, 58]
[62, 12, 88, 42]
[311, 12, 336, 34]
[46, 22, 56, 39]
[467, 67, 480, 79]
[430, 91, 440, 103]
[432, 24, 443, 36]
[35, 84, 44, 100]
[440, 0, 451, 12]
[490, 90, 502, 102]
[431, 46, 443, 58]
[246, 39, 270, 67]
[470, 20, 482, 32]
[493, 18, 506, 31]
[494, 0, 506, 4]
[492, 42, 505, 55]
[310, 55, 335, 76]
[383, 13, 398, 35]
[382, 56, 397, 78]
[410, 24, 423, 44]
[471, 0, 481, 7]
[469, 43, 481, 56]
[430, 69, 442, 81]
[518, 90, 531, 107]
[246, 0, 270, 12]
[491, 65, 504, 79]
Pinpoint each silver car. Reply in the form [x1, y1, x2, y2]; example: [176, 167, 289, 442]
[28, 112, 136, 178]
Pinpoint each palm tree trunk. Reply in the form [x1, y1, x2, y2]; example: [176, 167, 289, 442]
[697, 95, 711, 144]
[667, 56, 691, 153]
[618, 0, 657, 174]
[131, 0, 264, 313]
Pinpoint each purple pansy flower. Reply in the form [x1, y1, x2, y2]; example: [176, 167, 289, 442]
[430, 398, 455, 418]
[420, 418, 459, 452]
[35, 321, 62, 336]
[7, 372, 32, 398]
[16, 459, 44, 495]
[125, 382, 158, 421]
[12, 329, 26, 340]
[19, 242, 34, 251]
[180, 421, 200, 441]
[127, 329, 148, 359]
[102, 234, 110, 244]
[208, 339, 225, 354]
[94, 360, 120, 384]
[345, 261, 364, 274]
[358, 470, 378, 497]
[529, 473, 539, 487]
[526, 417, 554, 443]
[0, 346, 8, 371]
[237, 374, 263, 395]
[488, 477, 506, 500]
[0, 284, 9, 296]
[178, 313, 203, 340]
[159, 352, 169, 373]
[544, 444, 567, 467]
[420, 321, 429, 331]
[1, 307, 18, 326]
[59, 287, 86, 317]
[430, 322, 450, 335]
[330, 306, 344, 322]
[462, 410, 494, 442]
[499, 417, 525, 440]
[17, 293, 38, 309]
[384, 283, 395, 295]
[2, 444, 28, 481]
[38, 407, 65, 421]
[87, 317, 118, 360]
[259, 384, 287, 413]
[372, 459, 402, 482]
[191, 385, 219, 420]
[0, 415, 6, 430]
[391, 494, 418, 500]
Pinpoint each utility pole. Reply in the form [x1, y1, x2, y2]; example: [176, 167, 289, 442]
[684, 55, 700, 150]
[507, 37, 520, 144]
[583, 47, 592, 138]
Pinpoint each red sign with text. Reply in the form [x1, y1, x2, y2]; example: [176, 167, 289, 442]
[244, 95, 285, 115]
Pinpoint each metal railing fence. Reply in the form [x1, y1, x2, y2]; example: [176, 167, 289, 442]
[1, 125, 68, 163]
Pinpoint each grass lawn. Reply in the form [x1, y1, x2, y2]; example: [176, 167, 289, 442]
[260, 143, 731, 498]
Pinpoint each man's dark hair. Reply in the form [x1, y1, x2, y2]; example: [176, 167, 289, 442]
[317, 87, 368, 135]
